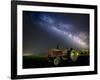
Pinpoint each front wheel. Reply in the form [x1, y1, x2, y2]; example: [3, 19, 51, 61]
[53, 57, 61, 66]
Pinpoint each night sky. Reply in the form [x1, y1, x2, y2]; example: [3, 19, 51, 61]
[23, 11, 89, 56]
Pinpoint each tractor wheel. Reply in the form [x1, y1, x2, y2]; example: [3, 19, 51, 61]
[53, 57, 60, 66]
[70, 50, 79, 62]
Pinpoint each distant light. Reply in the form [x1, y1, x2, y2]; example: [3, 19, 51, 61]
[23, 53, 32, 56]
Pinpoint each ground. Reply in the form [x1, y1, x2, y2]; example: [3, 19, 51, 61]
[23, 55, 89, 69]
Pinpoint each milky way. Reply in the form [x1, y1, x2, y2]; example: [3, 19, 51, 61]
[23, 11, 89, 55]
[39, 13, 89, 48]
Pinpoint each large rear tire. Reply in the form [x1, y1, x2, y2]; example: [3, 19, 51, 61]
[70, 50, 79, 62]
